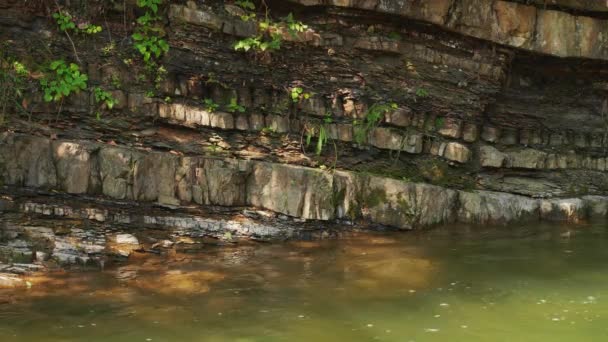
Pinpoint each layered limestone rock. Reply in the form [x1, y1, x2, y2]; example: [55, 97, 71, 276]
[2, 133, 607, 234]
[285, 0, 608, 60]
[2, 0, 608, 242]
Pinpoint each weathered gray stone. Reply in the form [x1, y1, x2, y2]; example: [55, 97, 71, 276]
[99, 147, 134, 200]
[210, 112, 234, 129]
[506, 148, 547, 169]
[133, 152, 178, 204]
[540, 198, 587, 222]
[500, 129, 518, 145]
[481, 126, 500, 143]
[437, 118, 462, 138]
[235, 114, 249, 130]
[462, 123, 479, 142]
[457, 190, 540, 224]
[265, 115, 290, 133]
[169, 4, 223, 30]
[479, 145, 506, 168]
[0, 135, 57, 188]
[443, 142, 471, 163]
[193, 159, 248, 206]
[250, 113, 266, 131]
[247, 162, 335, 220]
[361, 176, 457, 229]
[52, 141, 93, 194]
[583, 196, 608, 220]
[385, 107, 412, 127]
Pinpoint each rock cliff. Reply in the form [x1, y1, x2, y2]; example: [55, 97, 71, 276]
[2, 0, 608, 255]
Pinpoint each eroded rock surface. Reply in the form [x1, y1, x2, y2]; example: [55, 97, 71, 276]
[1, 0, 608, 246]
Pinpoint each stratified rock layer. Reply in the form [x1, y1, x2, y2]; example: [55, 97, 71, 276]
[1, 133, 605, 233]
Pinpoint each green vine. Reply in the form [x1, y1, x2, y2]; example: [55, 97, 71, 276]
[93, 87, 118, 119]
[52, 11, 102, 35]
[133, 0, 169, 89]
[354, 102, 397, 144]
[39, 60, 88, 103]
[203, 98, 219, 112]
[234, 3, 308, 54]
[226, 97, 246, 113]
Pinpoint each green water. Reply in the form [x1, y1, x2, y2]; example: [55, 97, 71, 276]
[1, 223, 608, 341]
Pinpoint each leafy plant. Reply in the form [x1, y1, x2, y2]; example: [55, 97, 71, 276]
[53, 11, 102, 35]
[133, 32, 169, 62]
[52, 11, 76, 31]
[284, 13, 308, 37]
[290, 87, 311, 103]
[111, 74, 122, 89]
[415, 88, 429, 97]
[387, 32, 401, 40]
[354, 102, 397, 144]
[80, 23, 102, 35]
[435, 117, 445, 129]
[235, 0, 255, 10]
[93, 87, 118, 110]
[203, 98, 219, 112]
[240, 13, 256, 21]
[137, 0, 162, 13]
[303, 115, 333, 156]
[0, 51, 30, 124]
[132, 0, 169, 91]
[226, 97, 245, 113]
[234, 32, 282, 52]
[93, 87, 118, 119]
[102, 42, 116, 56]
[39, 60, 88, 102]
[136, 12, 160, 26]
[132, 0, 168, 62]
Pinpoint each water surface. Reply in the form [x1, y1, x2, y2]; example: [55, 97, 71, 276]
[1, 223, 608, 341]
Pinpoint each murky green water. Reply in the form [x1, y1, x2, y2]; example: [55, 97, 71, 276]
[1, 223, 608, 341]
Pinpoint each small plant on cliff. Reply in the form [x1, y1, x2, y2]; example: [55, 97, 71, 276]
[304, 115, 333, 156]
[80, 23, 102, 35]
[203, 98, 219, 112]
[137, 0, 162, 13]
[354, 102, 397, 144]
[283, 13, 308, 38]
[133, 32, 169, 63]
[92, 87, 117, 120]
[52, 11, 76, 31]
[290, 87, 311, 103]
[0, 49, 30, 124]
[39, 60, 88, 103]
[415, 87, 429, 98]
[93, 87, 118, 117]
[235, 0, 256, 10]
[234, 29, 282, 52]
[234, 9, 308, 53]
[53, 11, 102, 35]
[226, 97, 246, 113]
[132, 0, 169, 90]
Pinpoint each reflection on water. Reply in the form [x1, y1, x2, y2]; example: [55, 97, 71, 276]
[1, 223, 608, 341]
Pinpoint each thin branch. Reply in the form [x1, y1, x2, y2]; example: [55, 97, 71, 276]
[53, 0, 81, 63]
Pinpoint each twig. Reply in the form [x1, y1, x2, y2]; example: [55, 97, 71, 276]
[53, 0, 81, 63]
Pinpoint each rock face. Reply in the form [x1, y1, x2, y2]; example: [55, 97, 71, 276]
[1, 0, 608, 241]
[2, 133, 607, 233]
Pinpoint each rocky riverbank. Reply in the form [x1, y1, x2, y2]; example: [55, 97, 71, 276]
[3, 0, 608, 283]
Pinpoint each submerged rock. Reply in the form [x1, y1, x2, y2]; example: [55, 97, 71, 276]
[0, 273, 24, 288]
